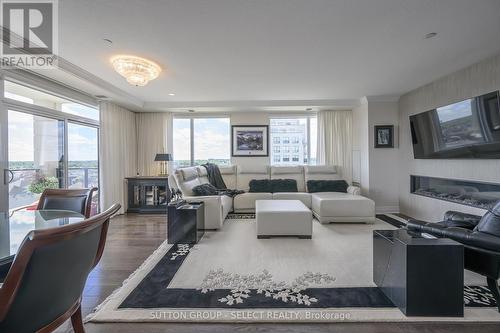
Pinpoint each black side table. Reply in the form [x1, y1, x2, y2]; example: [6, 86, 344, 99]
[167, 200, 205, 244]
[373, 229, 464, 317]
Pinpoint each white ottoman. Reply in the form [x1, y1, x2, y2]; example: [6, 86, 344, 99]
[256, 200, 312, 239]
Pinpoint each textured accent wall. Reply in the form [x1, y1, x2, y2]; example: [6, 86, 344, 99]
[398, 54, 500, 221]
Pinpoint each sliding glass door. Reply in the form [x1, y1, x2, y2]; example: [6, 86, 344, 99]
[0, 78, 100, 217]
[7, 110, 64, 211]
[67, 122, 99, 214]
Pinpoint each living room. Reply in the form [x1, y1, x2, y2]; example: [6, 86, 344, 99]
[0, 1, 500, 333]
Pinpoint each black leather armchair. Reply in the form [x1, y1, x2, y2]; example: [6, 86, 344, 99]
[407, 201, 500, 312]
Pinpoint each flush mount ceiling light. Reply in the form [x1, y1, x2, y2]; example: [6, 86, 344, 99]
[111, 55, 161, 86]
[424, 32, 438, 39]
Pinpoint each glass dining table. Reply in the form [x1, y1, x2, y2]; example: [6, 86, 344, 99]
[0, 210, 85, 266]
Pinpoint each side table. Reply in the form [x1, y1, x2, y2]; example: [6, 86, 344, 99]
[373, 229, 464, 317]
[167, 200, 205, 244]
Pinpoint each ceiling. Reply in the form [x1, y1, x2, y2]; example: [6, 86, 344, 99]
[39, 0, 500, 112]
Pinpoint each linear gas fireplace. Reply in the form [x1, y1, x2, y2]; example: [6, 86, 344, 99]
[411, 175, 500, 210]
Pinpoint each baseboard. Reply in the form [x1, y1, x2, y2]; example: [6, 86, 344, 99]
[376, 206, 400, 214]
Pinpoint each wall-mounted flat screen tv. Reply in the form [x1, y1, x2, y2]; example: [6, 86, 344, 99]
[410, 91, 500, 159]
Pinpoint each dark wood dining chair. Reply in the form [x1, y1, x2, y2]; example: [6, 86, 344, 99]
[0, 203, 121, 333]
[37, 187, 98, 218]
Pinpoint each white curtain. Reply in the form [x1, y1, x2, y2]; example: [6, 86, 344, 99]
[136, 112, 173, 176]
[99, 102, 138, 214]
[317, 110, 353, 183]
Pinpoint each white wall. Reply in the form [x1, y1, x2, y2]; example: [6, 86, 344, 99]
[352, 99, 400, 212]
[398, 54, 500, 221]
[368, 101, 400, 213]
[352, 101, 369, 194]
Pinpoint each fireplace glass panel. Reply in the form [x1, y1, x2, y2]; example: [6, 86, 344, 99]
[411, 175, 500, 210]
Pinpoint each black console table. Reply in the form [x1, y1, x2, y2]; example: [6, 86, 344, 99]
[126, 177, 170, 214]
[168, 200, 205, 244]
[373, 229, 464, 317]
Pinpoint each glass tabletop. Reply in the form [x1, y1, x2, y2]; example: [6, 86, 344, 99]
[0, 210, 85, 262]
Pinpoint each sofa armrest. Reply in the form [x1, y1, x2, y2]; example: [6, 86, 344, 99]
[347, 186, 360, 195]
[443, 228, 500, 253]
[182, 195, 224, 229]
[443, 211, 481, 230]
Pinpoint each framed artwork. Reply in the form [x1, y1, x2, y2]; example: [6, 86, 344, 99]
[231, 125, 269, 157]
[374, 125, 394, 148]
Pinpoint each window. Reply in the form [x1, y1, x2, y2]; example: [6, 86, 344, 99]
[173, 117, 230, 168]
[270, 116, 317, 166]
[273, 155, 281, 163]
[4, 81, 99, 121]
[172, 119, 191, 168]
[273, 137, 280, 144]
[2, 78, 100, 213]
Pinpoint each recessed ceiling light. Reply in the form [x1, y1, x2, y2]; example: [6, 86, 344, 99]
[103, 38, 113, 44]
[306, 108, 313, 111]
[168, 93, 175, 96]
[188, 109, 195, 113]
[424, 32, 437, 39]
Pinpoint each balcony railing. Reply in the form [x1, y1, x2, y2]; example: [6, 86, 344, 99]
[8, 167, 98, 211]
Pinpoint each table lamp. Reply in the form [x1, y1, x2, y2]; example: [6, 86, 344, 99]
[154, 153, 172, 176]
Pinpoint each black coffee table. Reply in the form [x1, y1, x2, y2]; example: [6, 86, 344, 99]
[373, 229, 464, 317]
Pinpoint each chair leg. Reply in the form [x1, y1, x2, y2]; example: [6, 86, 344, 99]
[71, 305, 85, 333]
[486, 277, 500, 312]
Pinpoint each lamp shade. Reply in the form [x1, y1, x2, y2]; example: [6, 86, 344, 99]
[154, 153, 173, 161]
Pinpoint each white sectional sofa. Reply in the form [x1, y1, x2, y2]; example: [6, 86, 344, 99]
[169, 165, 375, 230]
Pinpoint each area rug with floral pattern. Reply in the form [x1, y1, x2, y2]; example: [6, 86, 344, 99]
[87, 217, 500, 323]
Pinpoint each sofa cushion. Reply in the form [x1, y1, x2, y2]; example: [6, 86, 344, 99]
[192, 183, 218, 196]
[270, 166, 305, 192]
[304, 165, 342, 191]
[271, 179, 298, 192]
[219, 165, 237, 189]
[311, 192, 375, 218]
[237, 165, 269, 191]
[196, 166, 210, 184]
[180, 167, 199, 181]
[174, 168, 201, 196]
[272, 192, 312, 208]
[249, 179, 272, 193]
[233, 192, 272, 211]
[307, 180, 348, 193]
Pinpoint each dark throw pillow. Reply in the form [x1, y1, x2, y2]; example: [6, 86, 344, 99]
[192, 183, 218, 196]
[249, 179, 272, 193]
[307, 180, 349, 193]
[271, 179, 298, 193]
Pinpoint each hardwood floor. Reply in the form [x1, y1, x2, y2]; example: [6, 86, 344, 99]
[56, 213, 500, 333]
